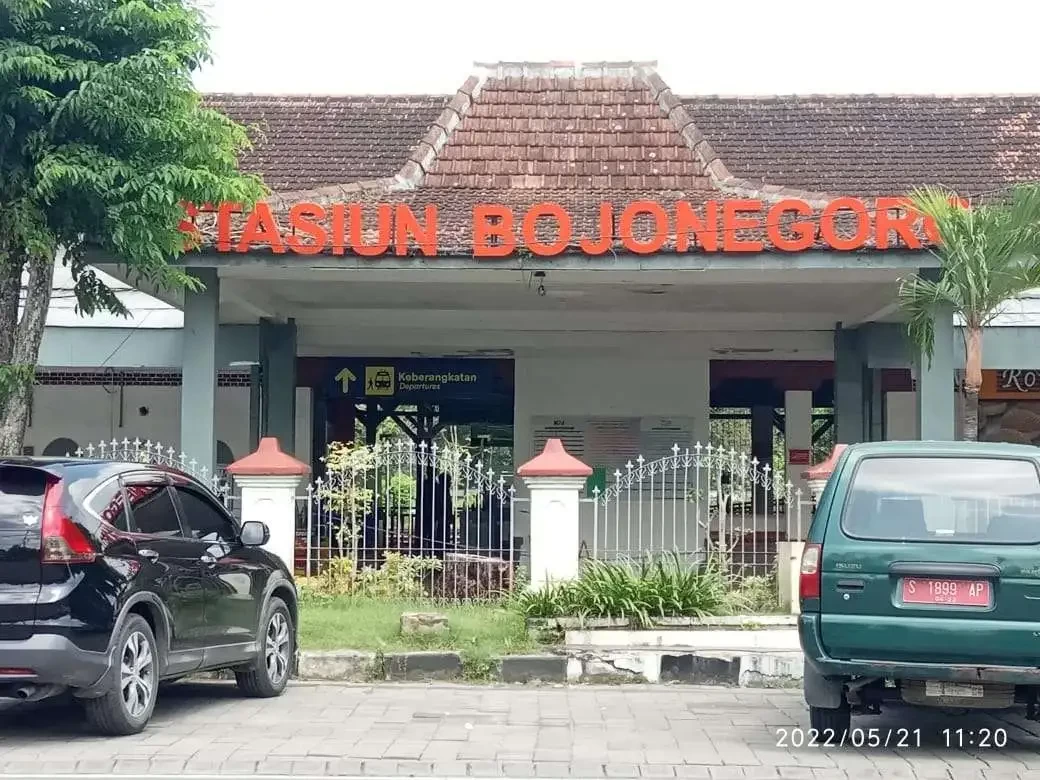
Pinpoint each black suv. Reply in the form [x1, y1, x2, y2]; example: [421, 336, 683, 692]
[0, 457, 297, 735]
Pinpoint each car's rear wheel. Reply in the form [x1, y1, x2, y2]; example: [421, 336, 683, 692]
[84, 614, 158, 736]
[235, 597, 292, 698]
[809, 702, 851, 737]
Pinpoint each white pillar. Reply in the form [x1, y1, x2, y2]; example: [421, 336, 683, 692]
[523, 476, 586, 590]
[784, 390, 813, 499]
[691, 358, 711, 448]
[779, 391, 813, 594]
[885, 391, 918, 440]
[226, 437, 310, 573]
[517, 438, 592, 591]
[234, 474, 303, 572]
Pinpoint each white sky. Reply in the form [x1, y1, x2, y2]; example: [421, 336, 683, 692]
[192, 0, 1040, 95]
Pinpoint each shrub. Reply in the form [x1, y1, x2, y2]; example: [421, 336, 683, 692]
[301, 552, 440, 600]
[723, 572, 782, 615]
[514, 552, 732, 627]
[355, 552, 441, 599]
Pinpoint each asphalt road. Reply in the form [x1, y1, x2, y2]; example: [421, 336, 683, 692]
[1, 682, 1040, 778]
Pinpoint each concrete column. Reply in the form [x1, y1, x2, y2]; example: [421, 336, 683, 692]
[227, 437, 310, 574]
[885, 391, 918, 439]
[916, 305, 956, 440]
[868, 369, 884, 442]
[248, 364, 261, 452]
[259, 318, 297, 456]
[692, 359, 711, 448]
[834, 327, 865, 443]
[517, 439, 592, 590]
[180, 268, 219, 476]
[310, 388, 328, 476]
[751, 405, 773, 507]
[784, 390, 812, 499]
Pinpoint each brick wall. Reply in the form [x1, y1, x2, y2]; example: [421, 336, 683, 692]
[35, 368, 252, 387]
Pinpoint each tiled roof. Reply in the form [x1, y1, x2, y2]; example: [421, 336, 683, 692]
[682, 95, 1040, 197]
[204, 94, 448, 191]
[424, 74, 711, 190]
[195, 64, 1040, 256]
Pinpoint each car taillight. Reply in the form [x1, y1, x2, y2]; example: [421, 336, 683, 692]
[799, 543, 822, 600]
[40, 480, 96, 564]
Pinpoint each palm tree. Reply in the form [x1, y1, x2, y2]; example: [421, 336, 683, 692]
[898, 185, 1040, 441]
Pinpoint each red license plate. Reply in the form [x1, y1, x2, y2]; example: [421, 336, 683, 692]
[902, 578, 991, 607]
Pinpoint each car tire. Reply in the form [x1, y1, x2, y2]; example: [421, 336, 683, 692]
[84, 614, 159, 736]
[809, 703, 851, 737]
[235, 597, 293, 698]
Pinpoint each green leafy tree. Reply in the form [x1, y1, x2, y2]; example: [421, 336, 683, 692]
[898, 185, 1040, 441]
[0, 0, 266, 453]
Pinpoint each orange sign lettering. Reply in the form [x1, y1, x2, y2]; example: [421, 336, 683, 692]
[178, 198, 938, 257]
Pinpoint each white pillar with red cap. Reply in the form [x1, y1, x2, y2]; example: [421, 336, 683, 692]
[226, 437, 311, 573]
[517, 438, 593, 591]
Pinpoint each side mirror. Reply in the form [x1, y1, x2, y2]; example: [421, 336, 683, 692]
[240, 521, 270, 547]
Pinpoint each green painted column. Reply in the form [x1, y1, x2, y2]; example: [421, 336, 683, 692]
[259, 318, 298, 456]
[179, 268, 219, 476]
[916, 305, 956, 440]
[834, 326, 866, 444]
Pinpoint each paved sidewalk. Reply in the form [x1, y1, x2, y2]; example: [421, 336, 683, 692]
[2, 682, 1040, 778]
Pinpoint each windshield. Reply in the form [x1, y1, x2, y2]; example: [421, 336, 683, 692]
[842, 456, 1040, 543]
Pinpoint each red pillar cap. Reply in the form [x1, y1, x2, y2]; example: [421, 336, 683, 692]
[517, 438, 593, 478]
[801, 443, 849, 481]
[227, 437, 310, 477]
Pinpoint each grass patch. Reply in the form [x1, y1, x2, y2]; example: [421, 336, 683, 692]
[298, 595, 540, 658]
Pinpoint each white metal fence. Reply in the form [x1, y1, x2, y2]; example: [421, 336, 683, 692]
[68, 437, 805, 598]
[587, 443, 807, 577]
[296, 440, 522, 600]
[71, 438, 237, 512]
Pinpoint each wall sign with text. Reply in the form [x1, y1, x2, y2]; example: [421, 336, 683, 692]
[980, 369, 1040, 400]
[327, 358, 511, 402]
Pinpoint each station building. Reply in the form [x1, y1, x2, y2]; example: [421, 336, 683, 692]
[27, 61, 1040, 508]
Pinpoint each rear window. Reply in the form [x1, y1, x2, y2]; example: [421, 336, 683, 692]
[843, 456, 1040, 543]
[0, 467, 49, 531]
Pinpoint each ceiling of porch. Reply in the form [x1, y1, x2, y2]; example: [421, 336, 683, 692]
[211, 266, 906, 360]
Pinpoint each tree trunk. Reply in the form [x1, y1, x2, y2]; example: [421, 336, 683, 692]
[0, 251, 25, 424]
[0, 252, 55, 455]
[0, 252, 21, 363]
[961, 326, 983, 442]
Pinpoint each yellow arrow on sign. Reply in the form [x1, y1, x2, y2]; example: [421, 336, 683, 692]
[334, 368, 357, 394]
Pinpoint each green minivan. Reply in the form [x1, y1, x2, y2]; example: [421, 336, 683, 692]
[799, 440, 1040, 735]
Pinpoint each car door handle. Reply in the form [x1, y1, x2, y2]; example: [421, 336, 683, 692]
[200, 554, 216, 565]
[139, 549, 160, 561]
[836, 579, 865, 591]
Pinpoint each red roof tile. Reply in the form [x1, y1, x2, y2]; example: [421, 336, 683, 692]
[204, 94, 448, 191]
[682, 95, 1040, 197]
[425, 74, 711, 191]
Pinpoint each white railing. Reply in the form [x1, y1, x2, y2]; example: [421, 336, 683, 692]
[589, 443, 805, 578]
[295, 440, 521, 601]
[71, 438, 236, 512]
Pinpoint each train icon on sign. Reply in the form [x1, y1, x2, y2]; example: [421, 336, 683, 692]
[365, 366, 395, 396]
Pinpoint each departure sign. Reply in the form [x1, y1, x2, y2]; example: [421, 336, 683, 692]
[327, 359, 507, 402]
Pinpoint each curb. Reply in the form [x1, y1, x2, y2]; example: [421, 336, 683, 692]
[527, 614, 797, 631]
[291, 648, 803, 687]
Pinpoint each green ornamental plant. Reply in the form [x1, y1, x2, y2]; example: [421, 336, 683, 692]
[514, 552, 733, 627]
[898, 185, 1040, 441]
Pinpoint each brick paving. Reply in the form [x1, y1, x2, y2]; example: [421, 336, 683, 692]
[1, 682, 1040, 777]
